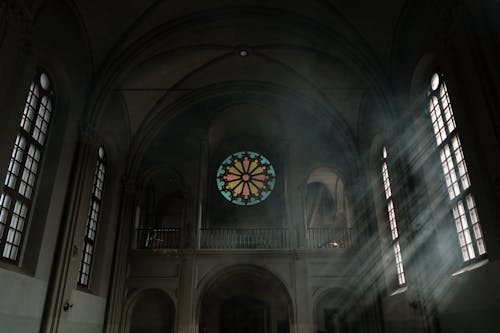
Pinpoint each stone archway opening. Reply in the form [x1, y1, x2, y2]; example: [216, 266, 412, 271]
[127, 289, 175, 333]
[199, 266, 292, 333]
[314, 289, 357, 333]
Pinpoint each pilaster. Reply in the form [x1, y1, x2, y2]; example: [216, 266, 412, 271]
[293, 256, 313, 333]
[177, 253, 197, 333]
[103, 176, 140, 333]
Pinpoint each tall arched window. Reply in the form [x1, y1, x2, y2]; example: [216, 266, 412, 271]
[78, 146, 106, 286]
[381, 147, 406, 286]
[305, 182, 335, 227]
[428, 72, 486, 262]
[0, 70, 54, 263]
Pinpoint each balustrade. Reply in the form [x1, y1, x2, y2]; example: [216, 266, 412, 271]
[306, 227, 352, 248]
[135, 226, 353, 250]
[136, 227, 181, 249]
[200, 227, 289, 249]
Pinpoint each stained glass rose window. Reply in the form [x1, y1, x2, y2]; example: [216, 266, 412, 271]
[216, 151, 276, 205]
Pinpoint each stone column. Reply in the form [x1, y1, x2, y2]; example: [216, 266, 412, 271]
[103, 177, 140, 333]
[177, 254, 197, 333]
[194, 138, 208, 249]
[293, 256, 313, 333]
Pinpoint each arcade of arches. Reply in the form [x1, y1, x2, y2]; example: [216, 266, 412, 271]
[0, 1, 500, 333]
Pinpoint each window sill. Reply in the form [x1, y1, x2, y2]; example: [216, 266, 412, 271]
[0, 259, 33, 276]
[76, 284, 97, 296]
[451, 258, 488, 277]
[390, 286, 408, 296]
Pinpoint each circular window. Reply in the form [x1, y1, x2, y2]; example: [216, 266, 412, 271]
[431, 72, 440, 91]
[216, 151, 276, 206]
[98, 146, 105, 159]
[40, 72, 50, 90]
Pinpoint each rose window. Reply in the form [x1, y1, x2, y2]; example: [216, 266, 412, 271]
[216, 151, 276, 206]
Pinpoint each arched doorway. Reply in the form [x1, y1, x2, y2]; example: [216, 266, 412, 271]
[199, 266, 293, 333]
[127, 289, 175, 333]
[314, 289, 356, 333]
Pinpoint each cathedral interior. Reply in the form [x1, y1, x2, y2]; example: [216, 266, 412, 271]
[0, 0, 499, 332]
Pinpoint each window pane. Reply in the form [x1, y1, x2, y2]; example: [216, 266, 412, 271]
[381, 147, 405, 286]
[78, 148, 106, 286]
[0, 70, 54, 263]
[428, 73, 486, 262]
[440, 83, 456, 134]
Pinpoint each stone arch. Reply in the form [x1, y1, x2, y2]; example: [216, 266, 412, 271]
[127, 80, 358, 179]
[140, 168, 189, 226]
[125, 288, 176, 333]
[312, 287, 356, 333]
[196, 264, 295, 333]
[304, 167, 353, 248]
[410, 53, 438, 101]
[133, 166, 191, 249]
[305, 167, 351, 227]
[85, 6, 389, 128]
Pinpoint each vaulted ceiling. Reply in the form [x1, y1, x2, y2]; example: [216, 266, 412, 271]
[53, 0, 423, 180]
[71, 0, 408, 142]
[74, 0, 407, 72]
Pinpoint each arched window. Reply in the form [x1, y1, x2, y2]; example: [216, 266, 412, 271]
[305, 182, 335, 227]
[78, 146, 106, 286]
[381, 147, 406, 286]
[0, 70, 54, 263]
[428, 72, 486, 262]
[305, 168, 352, 249]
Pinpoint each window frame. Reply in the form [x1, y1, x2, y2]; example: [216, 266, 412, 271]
[0, 69, 55, 264]
[380, 146, 406, 287]
[78, 146, 106, 287]
[426, 71, 487, 263]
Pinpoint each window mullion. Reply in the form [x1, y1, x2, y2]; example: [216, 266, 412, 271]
[382, 148, 406, 287]
[436, 94, 452, 138]
[0, 192, 14, 255]
[10, 135, 29, 194]
[78, 147, 106, 287]
[0, 70, 54, 264]
[430, 72, 487, 263]
[445, 132, 481, 258]
[2, 157, 33, 262]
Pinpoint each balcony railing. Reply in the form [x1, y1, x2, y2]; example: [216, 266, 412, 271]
[307, 227, 352, 248]
[200, 227, 289, 249]
[136, 227, 181, 249]
[135, 227, 352, 250]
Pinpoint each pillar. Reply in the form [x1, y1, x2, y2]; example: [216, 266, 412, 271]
[103, 176, 139, 333]
[177, 254, 197, 333]
[293, 257, 313, 333]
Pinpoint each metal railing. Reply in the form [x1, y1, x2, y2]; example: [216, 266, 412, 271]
[200, 227, 289, 249]
[136, 227, 181, 249]
[306, 227, 353, 248]
[135, 227, 352, 250]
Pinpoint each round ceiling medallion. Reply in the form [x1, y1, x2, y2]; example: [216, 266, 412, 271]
[216, 151, 276, 206]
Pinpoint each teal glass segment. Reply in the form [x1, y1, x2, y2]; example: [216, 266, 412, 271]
[216, 151, 276, 206]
